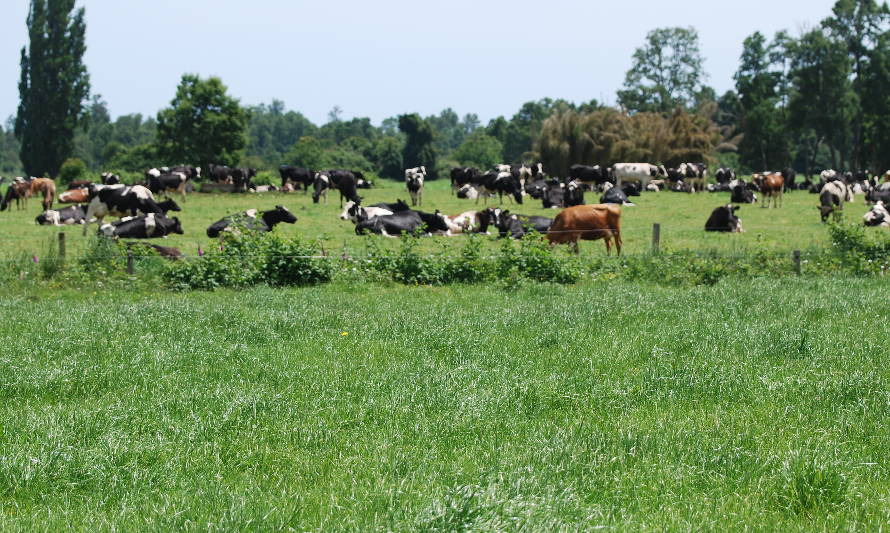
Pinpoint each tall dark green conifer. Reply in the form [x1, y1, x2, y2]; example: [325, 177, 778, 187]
[15, 0, 90, 178]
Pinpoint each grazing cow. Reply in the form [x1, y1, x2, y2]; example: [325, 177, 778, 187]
[715, 168, 736, 184]
[818, 181, 853, 222]
[547, 204, 622, 255]
[99, 213, 183, 238]
[704, 205, 744, 232]
[405, 166, 426, 206]
[83, 184, 168, 236]
[1, 178, 33, 211]
[313, 171, 361, 206]
[36, 204, 88, 225]
[753, 173, 784, 208]
[147, 172, 189, 201]
[495, 210, 553, 239]
[354, 209, 451, 237]
[206, 205, 298, 237]
[569, 164, 613, 187]
[564, 179, 585, 207]
[58, 187, 89, 204]
[477, 170, 523, 204]
[863, 201, 890, 227]
[279, 166, 315, 192]
[339, 201, 394, 222]
[29, 178, 56, 210]
[600, 186, 635, 206]
[613, 163, 667, 191]
[731, 184, 757, 204]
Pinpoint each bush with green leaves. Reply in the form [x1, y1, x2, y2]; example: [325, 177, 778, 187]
[163, 229, 331, 290]
[827, 222, 890, 275]
[58, 157, 88, 184]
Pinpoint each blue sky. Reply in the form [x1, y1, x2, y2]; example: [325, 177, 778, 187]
[2, 0, 837, 126]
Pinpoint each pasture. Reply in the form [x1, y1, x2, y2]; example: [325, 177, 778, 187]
[1, 280, 889, 530]
[0, 177, 881, 262]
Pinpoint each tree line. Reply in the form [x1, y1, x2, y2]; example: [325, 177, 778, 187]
[6, 0, 890, 183]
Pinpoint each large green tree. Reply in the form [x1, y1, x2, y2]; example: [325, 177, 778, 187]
[452, 132, 504, 170]
[823, 0, 890, 167]
[398, 114, 437, 178]
[15, 0, 90, 178]
[617, 27, 706, 113]
[156, 74, 249, 168]
[734, 32, 790, 170]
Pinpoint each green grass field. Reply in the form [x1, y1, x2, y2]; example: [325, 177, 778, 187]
[1, 280, 889, 530]
[1, 178, 884, 262]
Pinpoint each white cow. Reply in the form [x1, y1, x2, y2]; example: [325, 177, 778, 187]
[613, 163, 667, 191]
[863, 201, 890, 227]
[338, 201, 394, 222]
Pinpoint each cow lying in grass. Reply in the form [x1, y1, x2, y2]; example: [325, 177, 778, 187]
[206, 206, 297, 237]
[36, 205, 88, 225]
[863, 201, 890, 227]
[99, 213, 183, 238]
[705, 205, 744, 232]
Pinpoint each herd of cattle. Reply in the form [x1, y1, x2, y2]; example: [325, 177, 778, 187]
[1, 159, 889, 259]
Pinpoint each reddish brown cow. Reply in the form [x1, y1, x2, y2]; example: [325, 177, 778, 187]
[547, 204, 622, 255]
[754, 173, 784, 208]
[1, 180, 32, 211]
[59, 187, 89, 204]
[29, 178, 56, 210]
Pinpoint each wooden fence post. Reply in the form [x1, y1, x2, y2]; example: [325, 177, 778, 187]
[58, 232, 65, 262]
[793, 250, 801, 275]
[652, 223, 661, 254]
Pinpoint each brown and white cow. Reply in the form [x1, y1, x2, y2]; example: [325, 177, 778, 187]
[547, 204, 622, 255]
[754, 173, 784, 208]
[59, 187, 89, 204]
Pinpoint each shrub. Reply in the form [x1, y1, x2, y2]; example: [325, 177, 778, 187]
[827, 222, 890, 275]
[58, 157, 88, 184]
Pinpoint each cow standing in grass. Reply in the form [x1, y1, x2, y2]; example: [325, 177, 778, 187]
[405, 166, 426, 206]
[547, 204, 622, 255]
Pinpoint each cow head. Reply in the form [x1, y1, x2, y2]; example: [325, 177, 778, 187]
[266, 205, 298, 226]
[340, 201, 358, 220]
[621, 182, 641, 197]
[169, 217, 184, 235]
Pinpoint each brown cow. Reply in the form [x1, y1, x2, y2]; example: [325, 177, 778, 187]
[753, 173, 784, 208]
[59, 187, 89, 204]
[29, 178, 56, 210]
[546, 204, 622, 255]
[1, 179, 32, 211]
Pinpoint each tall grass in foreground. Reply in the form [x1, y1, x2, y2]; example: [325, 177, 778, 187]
[0, 279, 888, 530]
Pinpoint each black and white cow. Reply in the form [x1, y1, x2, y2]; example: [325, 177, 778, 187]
[405, 166, 426, 206]
[495, 210, 553, 239]
[354, 209, 451, 237]
[450, 167, 480, 194]
[370, 199, 411, 212]
[207, 164, 233, 184]
[565, 179, 585, 207]
[457, 183, 480, 199]
[715, 168, 736, 184]
[600, 186, 635, 206]
[705, 205, 744, 232]
[231, 168, 257, 191]
[83, 184, 174, 236]
[147, 171, 189, 200]
[99, 213, 183, 239]
[339, 201, 394, 222]
[477, 170, 523, 204]
[865, 188, 890, 205]
[541, 180, 566, 209]
[613, 163, 667, 191]
[206, 205, 298, 237]
[569, 164, 613, 187]
[863, 201, 890, 227]
[100, 172, 121, 185]
[279, 166, 315, 192]
[36, 204, 88, 225]
[731, 184, 757, 204]
[313, 170, 362, 206]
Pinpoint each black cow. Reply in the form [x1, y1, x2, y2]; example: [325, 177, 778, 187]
[542, 182, 565, 209]
[569, 164, 613, 186]
[525, 178, 548, 199]
[705, 205, 743, 232]
[100, 172, 121, 185]
[207, 164, 233, 183]
[354, 209, 450, 237]
[83, 184, 170, 235]
[622, 182, 641, 197]
[600, 186, 634, 205]
[731, 184, 756, 204]
[36, 204, 88, 225]
[99, 213, 184, 238]
[780, 168, 797, 191]
[231, 168, 257, 191]
[450, 167, 480, 193]
[169, 166, 201, 181]
[279, 166, 315, 192]
[865, 188, 890, 205]
[206, 206, 297, 237]
[495, 210, 553, 239]
[313, 170, 361, 206]
[565, 180, 585, 207]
